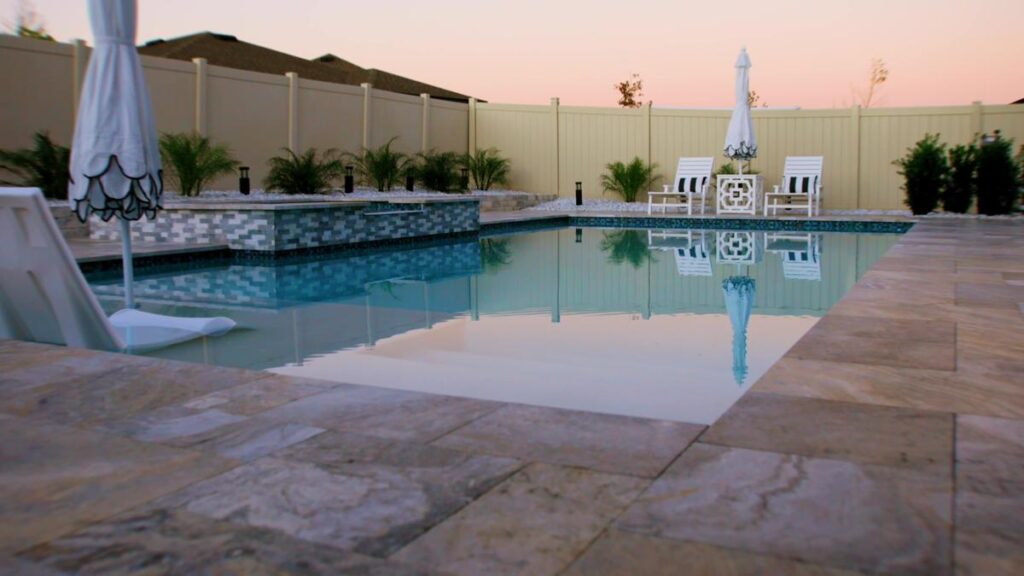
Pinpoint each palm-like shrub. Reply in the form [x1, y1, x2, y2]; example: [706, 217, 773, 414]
[418, 150, 463, 192]
[0, 131, 70, 199]
[601, 157, 659, 203]
[943, 143, 978, 213]
[159, 132, 238, 197]
[894, 134, 947, 215]
[347, 137, 411, 191]
[264, 148, 344, 195]
[462, 148, 510, 191]
[976, 135, 1020, 215]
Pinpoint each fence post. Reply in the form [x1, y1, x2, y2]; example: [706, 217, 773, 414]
[72, 39, 88, 122]
[420, 93, 431, 153]
[287, 72, 299, 152]
[468, 97, 477, 154]
[643, 101, 652, 166]
[193, 58, 208, 136]
[551, 97, 560, 196]
[970, 100, 983, 142]
[851, 104, 861, 209]
[361, 83, 373, 150]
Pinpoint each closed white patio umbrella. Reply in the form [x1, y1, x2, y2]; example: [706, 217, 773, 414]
[723, 47, 757, 173]
[69, 0, 162, 309]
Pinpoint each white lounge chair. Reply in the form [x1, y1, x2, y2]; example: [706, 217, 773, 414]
[763, 156, 823, 217]
[765, 232, 821, 281]
[0, 188, 235, 353]
[647, 157, 714, 215]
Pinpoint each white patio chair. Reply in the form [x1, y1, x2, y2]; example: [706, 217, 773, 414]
[0, 187, 235, 352]
[765, 232, 821, 281]
[763, 156, 823, 217]
[647, 157, 714, 215]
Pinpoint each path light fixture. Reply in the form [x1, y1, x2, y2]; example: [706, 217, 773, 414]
[238, 166, 250, 195]
[575, 228, 583, 243]
[344, 165, 354, 193]
[575, 182, 583, 206]
[460, 167, 469, 192]
[406, 172, 415, 191]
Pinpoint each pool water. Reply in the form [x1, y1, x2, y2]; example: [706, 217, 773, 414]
[87, 227, 900, 425]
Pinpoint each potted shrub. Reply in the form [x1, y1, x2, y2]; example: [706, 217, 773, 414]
[159, 132, 239, 197]
[894, 134, 947, 215]
[0, 131, 70, 199]
[943, 142, 978, 213]
[264, 148, 344, 195]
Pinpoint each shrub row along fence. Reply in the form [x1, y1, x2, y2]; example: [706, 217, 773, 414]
[2, 35, 1023, 209]
[0, 35, 468, 190]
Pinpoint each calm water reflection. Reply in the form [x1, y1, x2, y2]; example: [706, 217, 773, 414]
[88, 227, 899, 424]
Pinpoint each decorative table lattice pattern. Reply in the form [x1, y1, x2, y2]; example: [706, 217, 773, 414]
[716, 175, 763, 215]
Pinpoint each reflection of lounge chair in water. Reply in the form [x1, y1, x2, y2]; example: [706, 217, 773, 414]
[765, 232, 821, 281]
[646, 230, 712, 277]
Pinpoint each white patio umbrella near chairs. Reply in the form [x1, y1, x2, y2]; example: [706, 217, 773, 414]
[69, 0, 162, 310]
[723, 47, 757, 173]
[722, 276, 756, 385]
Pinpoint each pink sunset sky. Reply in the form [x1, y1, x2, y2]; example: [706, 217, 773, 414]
[6, 0, 1023, 108]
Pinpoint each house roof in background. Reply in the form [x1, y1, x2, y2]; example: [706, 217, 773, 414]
[1013, 97, 1024, 104]
[139, 32, 473, 103]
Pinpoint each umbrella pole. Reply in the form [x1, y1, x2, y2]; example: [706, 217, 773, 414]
[120, 218, 135, 309]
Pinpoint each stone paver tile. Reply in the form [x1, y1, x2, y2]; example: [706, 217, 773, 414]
[753, 357, 1024, 419]
[955, 415, 1024, 576]
[0, 418, 236, 554]
[393, 463, 648, 576]
[256, 384, 502, 443]
[956, 283, 1024, 309]
[811, 315, 955, 343]
[702, 392, 953, 477]
[433, 404, 703, 478]
[0, 555, 69, 575]
[870, 256, 955, 273]
[0, 341, 154, 400]
[616, 444, 952, 576]
[99, 406, 248, 442]
[563, 529, 865, 576]
[956, 319, 1024, 363]
[165, 417, 326, 462]
[0, 358, 270, 426]
[182, 374, 340, 416]
[786, 330, 956, 371]
[154, 442, 520, 557]
[19, 508, 435, 575]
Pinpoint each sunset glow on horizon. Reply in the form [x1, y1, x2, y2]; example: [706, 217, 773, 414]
[8, 0, 1023, 109]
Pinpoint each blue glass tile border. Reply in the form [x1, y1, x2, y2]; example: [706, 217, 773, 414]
[569, 215, 914, 234]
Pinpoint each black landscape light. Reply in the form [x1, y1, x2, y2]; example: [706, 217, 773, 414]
[460, 167, 469, 192]
[575, 228, 583, 243]
[344, 165, 354, 194]
[575, 181, 583, 206]
[406, 172, 415, 191]
[238, 166, 250, 195]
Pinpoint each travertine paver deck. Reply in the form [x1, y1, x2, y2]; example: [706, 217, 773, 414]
[1, 218, 1022, 575]
[67, 238, 228, 264]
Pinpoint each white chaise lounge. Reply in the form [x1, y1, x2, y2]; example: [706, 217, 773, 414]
[763, 156, 823, 217]
[0, 187, 235, 352]
[647, 157, 714, 215]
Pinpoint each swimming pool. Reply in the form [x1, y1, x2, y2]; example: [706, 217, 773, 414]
[87, 226, 901, 425]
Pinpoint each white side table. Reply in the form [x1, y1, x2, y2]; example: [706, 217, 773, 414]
[716, 174, 763, 216]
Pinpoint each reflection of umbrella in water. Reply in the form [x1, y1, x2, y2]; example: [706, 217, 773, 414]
[722, 276, 756, 385]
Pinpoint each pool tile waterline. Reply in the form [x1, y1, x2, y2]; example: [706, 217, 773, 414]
[1, 219, 1023, 575]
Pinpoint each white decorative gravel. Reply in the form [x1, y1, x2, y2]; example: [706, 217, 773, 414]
[526, 198, 654, 213]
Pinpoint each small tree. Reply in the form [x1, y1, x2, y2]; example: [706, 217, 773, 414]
[894, 134, 947, 215]
[976, 133, 1020, 215]
[600, 157, 660, 203]
[855, 58, 889, 108]
[615, 74, 644, 109]
[943, 143, 978, 213]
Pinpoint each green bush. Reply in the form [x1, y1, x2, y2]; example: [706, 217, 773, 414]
[347, 137, 411, 191]
[159, 132, 238, 197]
[976, 134, 1020, 215]
[417, 150, 463, 193]
[264, 148, 344, 195]
[894, 134, 947, 215]
[943, 143, 978, 213]
[462, 148, 510, 191]
[0, 131, 70, 199]
[601, 157, 659, 203]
